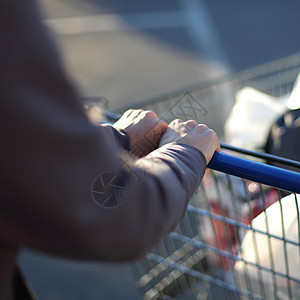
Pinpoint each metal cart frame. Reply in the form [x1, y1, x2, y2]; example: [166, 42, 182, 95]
[85, 53, 300, 299]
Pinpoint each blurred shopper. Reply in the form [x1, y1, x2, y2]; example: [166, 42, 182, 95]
[0, 1, 219, 299]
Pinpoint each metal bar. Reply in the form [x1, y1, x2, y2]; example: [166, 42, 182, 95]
[111, 52, 300, 114]
[187, 205, 300, 246]
[260, 185, 279, 299]
[208, 152, 300, 194]
[169, 232, 300, 285]
[240, 180, 256, 297]
[278, 194, 293, 299]
[147, 252, 264, 300]
[221, 142, 300, 170]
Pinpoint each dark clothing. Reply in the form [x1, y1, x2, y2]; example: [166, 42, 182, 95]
[0, 1, 206, 299]
[265, 108, 300, 172]
[13, 269, 37, 300]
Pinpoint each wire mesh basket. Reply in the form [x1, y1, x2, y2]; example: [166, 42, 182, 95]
[84, 53, 300, 299]
[115, 52, 300, 138]
[122, 54, 300, 300]
[131, 174, 299, 300]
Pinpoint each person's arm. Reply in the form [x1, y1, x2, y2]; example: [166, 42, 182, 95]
[0, 0, 215, 262]
[101, 123, 131, 151]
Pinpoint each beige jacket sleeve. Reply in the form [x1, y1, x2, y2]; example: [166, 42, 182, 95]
[0, 0, 206, 262]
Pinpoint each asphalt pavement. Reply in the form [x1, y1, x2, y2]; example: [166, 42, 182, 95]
[19, 1, 300, 299]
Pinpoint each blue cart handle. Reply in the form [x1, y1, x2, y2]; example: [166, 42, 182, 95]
[103, 113, 300, 194]
[208, 151, 300, 194]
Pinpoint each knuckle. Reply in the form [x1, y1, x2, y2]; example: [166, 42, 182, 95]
[207, 128, 217, 137]
[195, 124, 208, 131]
[124, 109, 133, 115]
[195, 124, 218, 138]
[173, 119, 183, 123]
[169, 119, 182, 129]
[143, 110, 157, 118]
[185, 120, 197, 126]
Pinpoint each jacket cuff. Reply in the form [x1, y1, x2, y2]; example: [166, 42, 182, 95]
[100, 123, 130, 151]
[176, 142, 207, 165]
[147, 142, 207, 201]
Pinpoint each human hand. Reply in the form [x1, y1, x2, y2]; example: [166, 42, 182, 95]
[113, 109, 168, 157]
[159, 119, 220, 164]
[159, 119, 198, 146]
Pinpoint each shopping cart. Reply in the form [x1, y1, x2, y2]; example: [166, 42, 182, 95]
[84, 53, 300, 299]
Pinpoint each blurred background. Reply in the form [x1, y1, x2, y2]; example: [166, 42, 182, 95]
[19, 0, 300, 299]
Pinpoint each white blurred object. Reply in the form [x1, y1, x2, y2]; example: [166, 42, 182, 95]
[287, 72, 300, 110]
[224, 87, 287, 150]
[234, 194, 300, 299]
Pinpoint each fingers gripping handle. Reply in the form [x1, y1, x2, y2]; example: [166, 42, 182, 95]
[107, 115, 299, 194]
